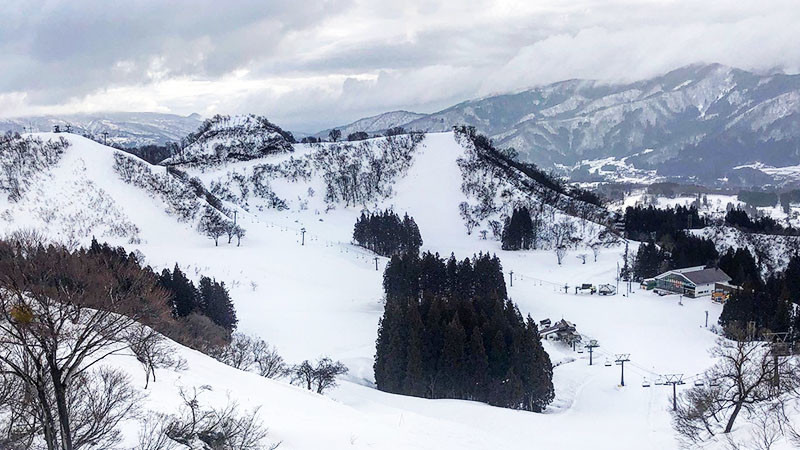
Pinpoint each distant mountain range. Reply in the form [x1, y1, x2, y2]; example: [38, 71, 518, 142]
[314, 110, 426, 139]
[5, 64, 800, 186]
[323, 64, 800, 185]
[0, 112, 203, 147]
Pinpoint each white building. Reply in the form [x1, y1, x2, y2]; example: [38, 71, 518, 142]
[654, 266, 732, 298]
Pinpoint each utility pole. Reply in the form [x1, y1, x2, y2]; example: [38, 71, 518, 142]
[704, 310, 708, 328]
[300, 227, 306, 246]
[615, 354, 630, 386]
[102, 131, 109, 145]
[374, 257, 379, 271]
[660, 374, 685, 411]
[585, 339, 599, 365]
[509, 270, 514, 287]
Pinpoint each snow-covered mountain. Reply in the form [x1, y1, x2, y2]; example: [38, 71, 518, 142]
[331, 64, 800, 183]
[315, 110, 426, 138]
[0, 111, 203, 147]
[164, 114, 296, 166]
[2, 127, 793, 449]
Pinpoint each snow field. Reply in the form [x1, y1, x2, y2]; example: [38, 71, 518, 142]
[1, 132, 743, 449]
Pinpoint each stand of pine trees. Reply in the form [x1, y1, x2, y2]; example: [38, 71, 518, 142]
[631, 230, 719, 281]
[353, 210, 422, 257]
[84, 238, 238, 349]
[718, 249, 800, 340]
[158, 263, 238, 332]
[374, 251, 554, 412]
[624, 205, 705, 241]
[501, 207, 535, 250]
[724, 208, 800, 235]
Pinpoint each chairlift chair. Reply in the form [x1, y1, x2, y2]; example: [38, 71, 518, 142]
[604, 360, 612, 367]
[694, 379, 704, 387]
[642, 379, 651, 387]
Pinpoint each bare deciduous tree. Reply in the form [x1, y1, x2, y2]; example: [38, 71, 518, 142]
[163, 387, 278, 450]
[211, 333, 287, 379]
[591, 242, 601, 262]
[290, 357, 348, 394]
[551, 218, 577, 265]
[672, 326, 800, 445]
[136, 413, 179, 450]
[0, 238, 170, 450]
[127, 324, 187, 389]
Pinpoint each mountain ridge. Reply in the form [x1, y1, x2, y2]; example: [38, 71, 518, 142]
[0, 111, 203, 148]
[323, 64, 800, 184]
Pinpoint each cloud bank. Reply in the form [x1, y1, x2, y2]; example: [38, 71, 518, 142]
[2, 0, 799, 131]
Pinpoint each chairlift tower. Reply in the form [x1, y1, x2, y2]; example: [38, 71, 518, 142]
[763, 332, 791, 392]
[585, 340, 599, 366]
[615, 354, 630, 386]
[658, 374, 685, 411]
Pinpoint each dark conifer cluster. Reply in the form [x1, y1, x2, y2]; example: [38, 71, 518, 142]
[82, 238, 238, 349]
[353, 210, 422, 257]
[501, 207, 534, 250]
[631, 232, 718, 280]
[718, 248, 800, 340]
[632, 241, 668, 281]
[374, 252, 554, 412]
[627, 204, 717, 281]
[158, 264, 238, 333]
[623, 205, 705, 241]
[724, 208, 800, 235]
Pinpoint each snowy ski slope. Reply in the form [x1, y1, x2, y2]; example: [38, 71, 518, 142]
[1, 132, 775, 449]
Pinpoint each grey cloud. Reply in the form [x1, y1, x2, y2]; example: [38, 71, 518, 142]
[2, 0, 800, 132]
[1, 0, 350, 102]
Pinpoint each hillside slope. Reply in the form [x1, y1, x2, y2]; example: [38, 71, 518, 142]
[1, 131, 786, 449]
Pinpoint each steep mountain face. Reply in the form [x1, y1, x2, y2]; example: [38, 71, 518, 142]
[315, 110, 426, 138]
[331, 65, 800, 183]
[0, 112, 203, 147]
[164, 114, 295, 166]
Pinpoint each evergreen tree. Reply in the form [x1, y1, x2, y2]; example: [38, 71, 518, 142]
[375, 251, 554, 411]
[353, 210, 423, 257]
[468, 326, 489, 397]
[632, 241, 665, 281]
[161, 264, 200, 318]
[440, 316, 466, 397]
[199, 276, 237, 332]
[501, 207, 534, 250]
[718, 247, 762, 289]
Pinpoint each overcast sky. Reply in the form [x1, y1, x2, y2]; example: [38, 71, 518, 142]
[2, 0, 800, 131]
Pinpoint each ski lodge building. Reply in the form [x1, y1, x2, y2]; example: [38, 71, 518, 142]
[653, 266, 731, 298]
